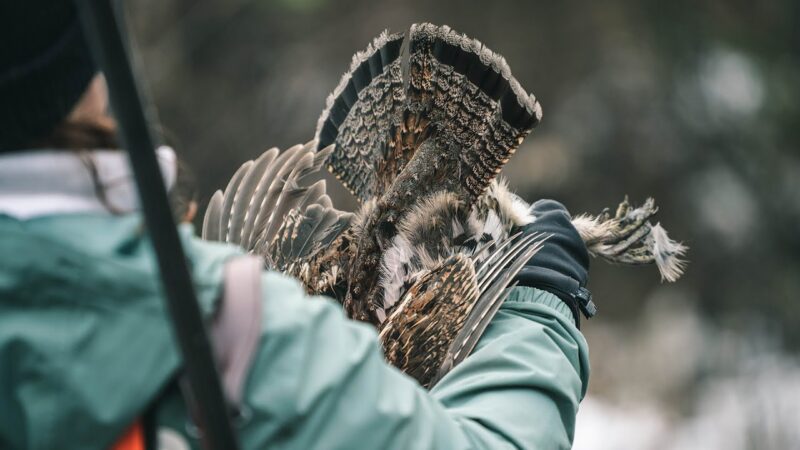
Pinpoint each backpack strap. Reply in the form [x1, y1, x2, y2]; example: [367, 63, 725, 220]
[211, 254, 264, 409]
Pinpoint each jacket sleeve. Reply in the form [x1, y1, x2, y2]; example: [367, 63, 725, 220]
[233, 272, 590, 450]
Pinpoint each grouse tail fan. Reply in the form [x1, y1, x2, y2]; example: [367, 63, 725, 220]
[384, 23, 542, 210]
[315, 23, 542, 211]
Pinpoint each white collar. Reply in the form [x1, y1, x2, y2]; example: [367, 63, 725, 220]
[0, 147, 176, 219]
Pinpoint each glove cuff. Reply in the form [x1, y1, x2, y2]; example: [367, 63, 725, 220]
[515, 266, 597, 329]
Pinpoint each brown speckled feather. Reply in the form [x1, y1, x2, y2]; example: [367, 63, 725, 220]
[379, 253, 479, 388]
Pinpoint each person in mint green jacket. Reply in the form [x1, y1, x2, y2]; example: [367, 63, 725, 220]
[0, 2, 591, 449]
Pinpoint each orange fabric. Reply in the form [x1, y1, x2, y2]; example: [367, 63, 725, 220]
[111, 421, 145, 450]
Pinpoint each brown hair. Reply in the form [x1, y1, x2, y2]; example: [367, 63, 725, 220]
[28, 115, 119, 150]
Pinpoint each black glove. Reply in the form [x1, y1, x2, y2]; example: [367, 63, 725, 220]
[514, 199, 596, 328]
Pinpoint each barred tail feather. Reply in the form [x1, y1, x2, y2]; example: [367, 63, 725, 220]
[314, 31, 405, 202]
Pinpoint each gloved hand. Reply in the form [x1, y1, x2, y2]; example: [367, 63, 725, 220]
[515, 199, 596, 328]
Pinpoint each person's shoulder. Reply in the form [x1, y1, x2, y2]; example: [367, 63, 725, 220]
[179, 225, 246, 311]
[182, 228, 317, 313]
[182, 223, 244, 267]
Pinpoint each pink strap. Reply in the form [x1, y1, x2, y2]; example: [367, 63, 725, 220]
[211, 255, 264, 408]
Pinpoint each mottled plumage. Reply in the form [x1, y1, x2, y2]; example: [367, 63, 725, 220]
[203, 23, 687, 388]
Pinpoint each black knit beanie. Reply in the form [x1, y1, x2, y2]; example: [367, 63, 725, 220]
[0, 1, 97, 152]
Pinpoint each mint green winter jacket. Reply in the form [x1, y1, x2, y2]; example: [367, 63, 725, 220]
[0, 213, 589, 450]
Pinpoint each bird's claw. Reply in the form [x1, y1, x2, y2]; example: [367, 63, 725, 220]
[570, 196, 686, 281]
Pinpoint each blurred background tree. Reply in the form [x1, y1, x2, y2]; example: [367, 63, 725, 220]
[127, 1, 800, 448]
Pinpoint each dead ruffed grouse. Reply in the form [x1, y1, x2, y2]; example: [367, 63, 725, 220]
[202, 23, 687, 388]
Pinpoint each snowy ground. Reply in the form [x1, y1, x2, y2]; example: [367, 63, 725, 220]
[572, 294, 800, 450]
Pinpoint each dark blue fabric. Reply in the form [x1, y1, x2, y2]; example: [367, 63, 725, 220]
[514, 200, 593, 327]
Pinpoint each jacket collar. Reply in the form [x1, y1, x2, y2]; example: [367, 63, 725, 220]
[0, 146, 176, 218]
